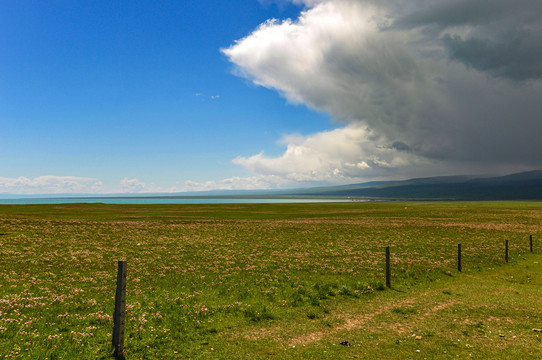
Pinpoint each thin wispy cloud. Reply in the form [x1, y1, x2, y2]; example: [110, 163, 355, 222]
[183, 176, 278, 191]
[194, 93, 221, 100]
[0, 176, 103, 194]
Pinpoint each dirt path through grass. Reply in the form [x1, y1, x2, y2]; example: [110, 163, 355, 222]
[230, 253, 542, 359]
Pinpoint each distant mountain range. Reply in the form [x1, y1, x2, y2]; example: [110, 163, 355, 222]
[2, 170, 542, 201]
[290, 170, 542, 200]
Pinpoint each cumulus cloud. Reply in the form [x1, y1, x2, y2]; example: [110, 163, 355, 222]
[0, 176, 103, 194]
[223, 0, 542, 184]
[119, 177, 147, 193]
[234, 124, 431, 184]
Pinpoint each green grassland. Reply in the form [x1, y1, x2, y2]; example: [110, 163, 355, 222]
[0, 202, 541, 359]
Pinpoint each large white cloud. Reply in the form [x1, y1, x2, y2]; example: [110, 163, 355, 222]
[223, 0, 542, 183]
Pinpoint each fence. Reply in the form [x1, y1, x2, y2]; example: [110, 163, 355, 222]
[385, 234, 533, 289]
[111, 235, 535, 357]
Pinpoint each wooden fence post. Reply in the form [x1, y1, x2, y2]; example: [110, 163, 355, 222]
[385, 246, 391, 288]
[505, 240, 509, 263]
[530, 234, 533, 253]
[112, 260, 127, 358]
[457, 244, 462, 272]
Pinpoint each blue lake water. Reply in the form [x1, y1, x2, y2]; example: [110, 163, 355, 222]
[0, 197, 354, 205]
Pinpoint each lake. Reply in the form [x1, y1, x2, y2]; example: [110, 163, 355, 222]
[0, 197, 354, 205]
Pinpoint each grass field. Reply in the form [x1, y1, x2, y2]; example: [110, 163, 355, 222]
[0, 201, 541, 359]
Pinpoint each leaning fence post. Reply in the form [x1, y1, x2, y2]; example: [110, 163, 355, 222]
[505, 240, 509, 263]
[385, 246, 391, 288]
[457, 244, 462, 272]
[112, 260, 127, 358]
[530, 234, 533, 253]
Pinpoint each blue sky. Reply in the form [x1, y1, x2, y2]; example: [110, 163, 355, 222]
[2, 1, 542, 194]
[1, 1, 331, 193]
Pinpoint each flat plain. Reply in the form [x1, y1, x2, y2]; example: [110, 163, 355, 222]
[0, 202, 541, 359]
